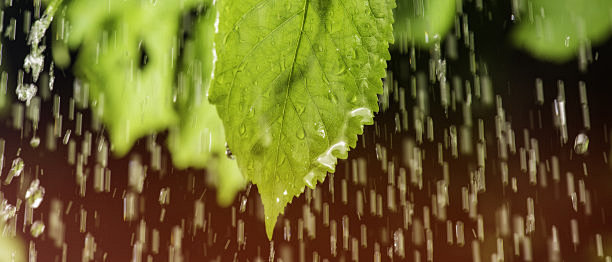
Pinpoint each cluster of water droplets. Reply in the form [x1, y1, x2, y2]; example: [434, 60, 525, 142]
[15, 0, 58, 105]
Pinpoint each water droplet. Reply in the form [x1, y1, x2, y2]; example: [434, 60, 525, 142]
[239, 196, 248, 212]
[63, 129, 71, 145]
[16, 83, 37, 105]
[26, 179, 45, 208]
[4, 157, 24, 185]
[297, 129, 305, 140]
[336, 65, 346, 76]
[315, 122, 326, 138]
[159, 187, 170, 205]
[49, 62, 55, 91]
[128, 158, 145, 193]
[30, 220, 45, 238]
[239, 123, 246, 136]
[30, 136, 40, 148]
[23, 51, 45, 82]
[316, 141, 348, 171]
[304, 171, 316, 188]
[295, 104, 305, 115]
[328, 91, 338, 104]
[349, 107, 373, 125]
[225, 142, 235, 159]
[574, 132, 589, 155]
[278, 154, 286, 166]
[0, 201, 16, 222]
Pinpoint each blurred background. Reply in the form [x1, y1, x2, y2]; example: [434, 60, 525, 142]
[1, 0, 612, 261]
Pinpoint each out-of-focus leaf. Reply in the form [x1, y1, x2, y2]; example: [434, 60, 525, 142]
[65, 0, 244, 205]
[0, 235, 25, 262]
[0, 219, 25, 262]
[393, 0, 455, 48]
[168, 4, 244, 206]
[513, 0, 612, 62]
[66, 0, 204, 155]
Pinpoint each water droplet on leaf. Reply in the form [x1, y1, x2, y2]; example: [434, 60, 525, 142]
[328, 91, 338, 104]
[239, 123, 246, 136]
[297, 129, 305, 140]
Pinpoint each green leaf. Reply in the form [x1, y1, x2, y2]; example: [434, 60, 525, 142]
[209, 0, 395, 238]
[66, 0, 244, 205]
[512, 0, 612, 62]
[393, 0, 455, 48]
[168, 4, 245, 206]
[66, 0, 205, 155]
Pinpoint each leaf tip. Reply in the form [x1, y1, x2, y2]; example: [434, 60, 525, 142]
[264, 206, 279, 240]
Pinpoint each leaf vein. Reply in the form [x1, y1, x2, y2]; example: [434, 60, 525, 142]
[225, 9, 304, 135]
[273, 0, 310, 178]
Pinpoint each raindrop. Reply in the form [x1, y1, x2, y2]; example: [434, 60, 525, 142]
[25, 178, 45, 208]
[4, 157, 24, 185]
[23, 50, 44, 81]
[128, 158, 145, 193]
[49, 62, 54, 91]
[225, 142, 235, 159]
[62, 129, 71, 145]
[0, 202, 16, 222]
[158, 187, 170, 205]
[30, 136, 40, 148]
[239, 196, 247, 213]
[30, 220, 45, 238]
[574, 132, 589, 155]
[268, 241, 275, 262]
[16, 83, 37, 105]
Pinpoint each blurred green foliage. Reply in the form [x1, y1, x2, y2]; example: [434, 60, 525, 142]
[62, 0, 244, 205]
[167, 4, 245, 206]
[393, 0, 455, 48]
[0, 235, 25, 262]
[512, 0, 612, 62]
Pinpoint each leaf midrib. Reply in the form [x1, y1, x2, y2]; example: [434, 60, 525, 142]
[272, 0, 311, 179]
